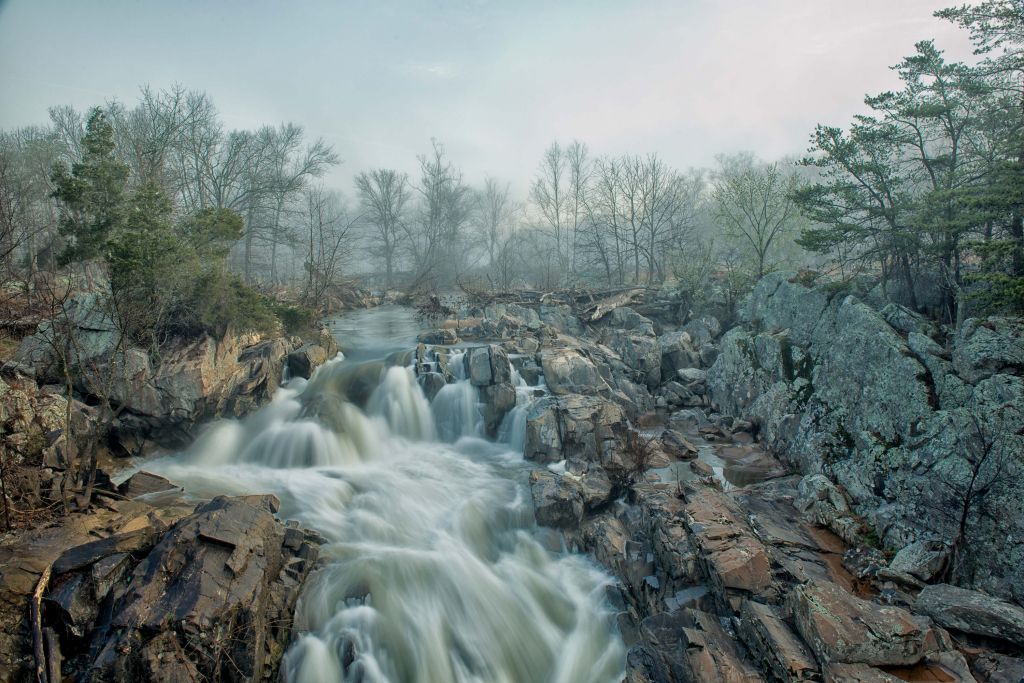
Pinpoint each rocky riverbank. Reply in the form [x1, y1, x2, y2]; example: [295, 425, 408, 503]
[434, 282, 1023, 682]
[0, 316, 339, 682]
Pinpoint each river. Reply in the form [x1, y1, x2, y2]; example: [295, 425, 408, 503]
[136, 306, 626, 683]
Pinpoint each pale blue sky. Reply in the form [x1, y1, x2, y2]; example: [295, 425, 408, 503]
[0, 0, 975, 195]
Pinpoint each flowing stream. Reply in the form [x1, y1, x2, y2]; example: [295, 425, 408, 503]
[136, 306, 625, 683]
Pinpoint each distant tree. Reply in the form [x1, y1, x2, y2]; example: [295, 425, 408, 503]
[473, 177, 515, 269]
[301, 184, 356, 305]
[406, 140, 471, 290]
[713, 153, 799, 279]
[355, 168, 410, 292]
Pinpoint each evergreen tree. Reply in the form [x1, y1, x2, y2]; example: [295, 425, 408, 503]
[51, 108, 129, 263]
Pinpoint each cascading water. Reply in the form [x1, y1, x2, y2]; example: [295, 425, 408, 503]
[497, 365, 544, 454]
[131, 306, 625, 683]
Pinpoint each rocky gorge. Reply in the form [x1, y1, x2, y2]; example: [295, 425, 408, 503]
[0, 275, 1021, 683]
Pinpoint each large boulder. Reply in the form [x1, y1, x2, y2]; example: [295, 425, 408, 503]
[706, 273, 1024, 601]
[952, 317, 1024, 384]
[915, 583, 1024, 648]
[287, 342, 328, 379]
[540, 349, 607, 396]
[524, 395, 629, 476]
[789, 581, 944, 666]
[529, 470, 584, 529]
[605, 307, 656, 337]
[87, 495, 320, 682]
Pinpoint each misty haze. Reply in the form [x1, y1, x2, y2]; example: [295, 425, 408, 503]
[0, 1, 1023, 682]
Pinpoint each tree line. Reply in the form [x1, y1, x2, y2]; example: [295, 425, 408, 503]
[1, 0, 1021, 335]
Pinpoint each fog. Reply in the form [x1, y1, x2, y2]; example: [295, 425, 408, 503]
[0, 0, 974, 192]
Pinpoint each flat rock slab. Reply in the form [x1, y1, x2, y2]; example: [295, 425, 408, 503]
[790, 581, 943, 667]
[739, 600, 819, 681]
[916, 583, 1024, 648]
[684, 487, 774, 605]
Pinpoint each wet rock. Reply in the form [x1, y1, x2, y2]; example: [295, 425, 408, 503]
[738, 600, 819, 682]
[418, 371, 447, 401]
[524, 395, 628, 476]
[888, 539, 949, 582]
[915, 583, 1024, 647]
[789, 581, 943, 666]
[480, 382, 516, 436]
[660, 429, 698, 460]
[52, 526, 157, 575]
[824, 664, 903, 682]
[117, 471, 181, 499]
[467, 346, 494, 386]
[417, 328, 458, 345]
[529, 470, 584, 529]
[287, 342, 328, 379]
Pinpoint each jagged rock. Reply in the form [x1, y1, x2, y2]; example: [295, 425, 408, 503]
[789, 581, 943, 666]
[117, 471, 181, 499]
[540, 348, 607, 395]
[287, 342, 328, 379]
[707, 274, 1024, 601]
[794, 475, 861, 546]
[684, 487, 774, 609]
[606, 307, 656, 336]
[529, 470, 584, 528]
[915, 583, 1024, 647]
[88, 495, 319, 682]
[738, 600, 819, 682]
[880, 303, 935, 337]
[417, 328, 458, 345]
[660, 429, 698, 459]
[972, 652, 1024, 682]
[526, 394, 630, 481]
[659, 331, 701, 375]
[418, 371, 447, 401]
[953, 317, 1024, 384]
[609, 332, 662, 389]
[888, 539, 949, 582]
[681, 316, 721, 347]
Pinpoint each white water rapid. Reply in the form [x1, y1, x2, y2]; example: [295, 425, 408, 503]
[134, 306, 625, 683]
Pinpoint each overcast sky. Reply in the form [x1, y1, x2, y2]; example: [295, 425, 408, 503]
[0, 0, 976, 196]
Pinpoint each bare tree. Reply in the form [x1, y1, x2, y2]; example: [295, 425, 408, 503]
[300, 185, 357, 305]
[474, 177, 514, 268]
[405, 140, 471, 291]
[355, 168, 409, 292]
[713, 153, 801, 278]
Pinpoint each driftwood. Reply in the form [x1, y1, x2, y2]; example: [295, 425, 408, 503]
[580, 288, 647, 322]
[31, 563, 52, 683]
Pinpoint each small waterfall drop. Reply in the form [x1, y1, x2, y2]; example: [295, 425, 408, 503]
[132, 306, 624, 683]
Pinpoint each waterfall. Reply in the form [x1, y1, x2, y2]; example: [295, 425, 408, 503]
[497, 365, 544, 453]
[432, 379, 481, 442]
[367, 365, 436, 441]
[132, 307, 624, 683]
